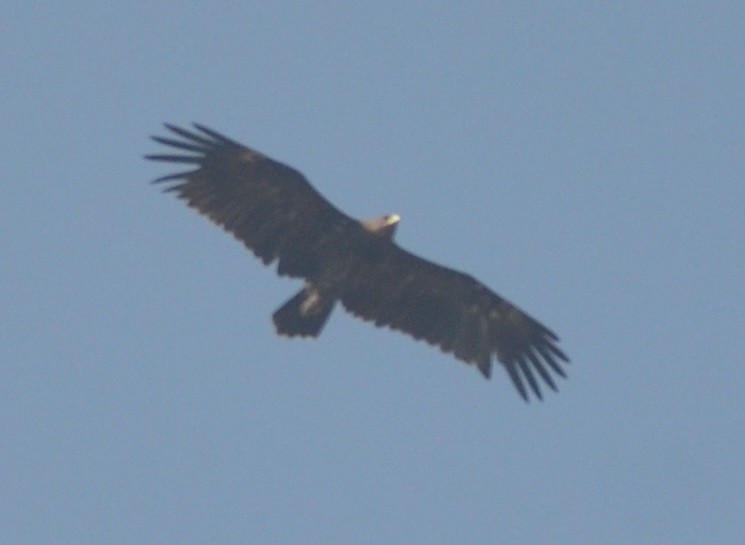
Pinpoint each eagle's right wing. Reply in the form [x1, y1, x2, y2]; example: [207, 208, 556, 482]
[147, 123, 357, 279]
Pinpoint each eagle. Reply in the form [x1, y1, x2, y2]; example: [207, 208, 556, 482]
[147, 123, 569, 401]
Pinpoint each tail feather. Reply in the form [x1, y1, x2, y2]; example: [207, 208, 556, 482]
[272, 287, 335, 338]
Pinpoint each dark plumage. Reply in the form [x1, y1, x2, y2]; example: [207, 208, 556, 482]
[147, 123, 569, 401]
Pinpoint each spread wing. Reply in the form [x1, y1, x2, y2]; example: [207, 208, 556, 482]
[338, 245, 569, 401]
[146, 123, 357, 279]
[148, 123, 569, 401]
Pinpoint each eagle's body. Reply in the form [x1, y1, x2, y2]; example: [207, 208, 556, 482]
[148, 124, 569, 401]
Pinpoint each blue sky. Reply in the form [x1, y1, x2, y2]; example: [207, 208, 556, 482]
[2, 2, 744, 544]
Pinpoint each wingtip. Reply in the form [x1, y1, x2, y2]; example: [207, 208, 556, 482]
[504, 362, 529, 402]
[477, 359, 492, 379]
[163, 121, 183, 132]
[191, 122, 241, 146]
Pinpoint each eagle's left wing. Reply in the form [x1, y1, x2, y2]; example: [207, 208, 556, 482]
[338, 244, 569, 401]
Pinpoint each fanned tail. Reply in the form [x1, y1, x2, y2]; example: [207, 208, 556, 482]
[272, 287, 335, 338]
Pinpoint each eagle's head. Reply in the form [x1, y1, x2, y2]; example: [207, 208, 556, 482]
[363, 214, 401, 240]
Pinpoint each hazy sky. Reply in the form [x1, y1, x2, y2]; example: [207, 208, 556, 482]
[3, 3, 744, 544]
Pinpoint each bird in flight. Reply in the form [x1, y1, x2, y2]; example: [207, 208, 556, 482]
[147, 123, 569, 401]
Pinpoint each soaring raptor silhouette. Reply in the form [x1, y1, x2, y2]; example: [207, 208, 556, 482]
[147, 123, 569, 401]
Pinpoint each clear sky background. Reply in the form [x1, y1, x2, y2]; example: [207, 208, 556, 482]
[2, 2, 744, 544]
